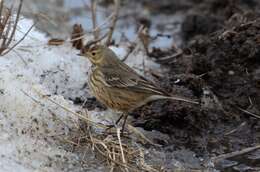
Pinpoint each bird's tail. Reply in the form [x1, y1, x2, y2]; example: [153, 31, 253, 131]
[150, 95, 199, 104]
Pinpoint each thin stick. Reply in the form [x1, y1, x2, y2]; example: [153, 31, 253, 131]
[84, 32, 108, 49]
[46, 96, 106, 128]
[94, 13, 114, 32]
[110, 147, 116, 172]
[237, 106, 260, 119]
[90, 0, 99, 40]
[6, 0, 23, 46]
[156, 50, 183, 62]
[117, 128, 127, 168]
[0, 12, 10, 51]
[2, 4, 13, 47]
[212, 144, 260, 163]
[2, 22, 36, 56]
[156, 43, 183, 62]
[224, 122, 246, 136]
[121, 44, 135, 62]
[13, 49, 28, 65]
[105, 0, 120, 45]
[69, 24, 110, 42]
[0, 0, 3, 19]
[34, 88, 107, 129]
[94, 144, 136, 171]
[20, 89, 42, 105]
[121, 25, 144, 62]
[248, 96, 253, 107]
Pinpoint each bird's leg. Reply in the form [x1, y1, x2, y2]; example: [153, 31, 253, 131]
[115, 113, 124, 125]
[105, 113, 129, 136]
[105, 113, 124, 131]
[121, 113, 128, 136]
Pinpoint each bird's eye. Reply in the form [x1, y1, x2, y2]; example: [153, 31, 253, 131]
[92, 52, 96, 56]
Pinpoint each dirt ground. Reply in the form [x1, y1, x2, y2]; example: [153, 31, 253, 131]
[127, 0, 260, 171]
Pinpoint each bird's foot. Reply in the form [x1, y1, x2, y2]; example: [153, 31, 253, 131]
[105, 124, 116, 131]
[104, 124, 129, 137]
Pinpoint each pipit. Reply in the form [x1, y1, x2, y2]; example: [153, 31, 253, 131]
[79, 45, 199, 132]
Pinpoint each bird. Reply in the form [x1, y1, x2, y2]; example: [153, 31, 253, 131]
[79, 44, 199, 133]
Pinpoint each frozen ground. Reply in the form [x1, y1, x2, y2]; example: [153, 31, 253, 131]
[0, 18, 169, 172]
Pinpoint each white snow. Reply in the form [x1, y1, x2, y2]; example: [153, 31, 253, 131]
[0, 17, 163, 171]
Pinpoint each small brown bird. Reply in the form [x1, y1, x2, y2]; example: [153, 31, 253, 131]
[79, 45, 199, 132]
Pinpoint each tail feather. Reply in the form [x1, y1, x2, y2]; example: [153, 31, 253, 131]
[149, 95, 199, 104]
[167, 95, 199, 104]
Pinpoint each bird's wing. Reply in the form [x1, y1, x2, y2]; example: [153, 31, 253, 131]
[100, 64, 167, 95]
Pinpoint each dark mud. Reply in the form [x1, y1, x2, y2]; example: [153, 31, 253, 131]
[132, 0, 260, 171]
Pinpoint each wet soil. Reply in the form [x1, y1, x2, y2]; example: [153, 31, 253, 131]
[131, 0, 260, 171]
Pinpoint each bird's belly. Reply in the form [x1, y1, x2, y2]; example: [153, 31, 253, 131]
[88, 74, 148, 112]
[88, 74, 119, 110]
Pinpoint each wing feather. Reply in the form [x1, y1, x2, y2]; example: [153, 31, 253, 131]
[99, 63, 167, 96]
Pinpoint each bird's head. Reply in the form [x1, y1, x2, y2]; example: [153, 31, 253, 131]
[79, 45, 118, 67]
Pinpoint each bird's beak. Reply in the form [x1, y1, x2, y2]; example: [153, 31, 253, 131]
[77, 53, 84, 56]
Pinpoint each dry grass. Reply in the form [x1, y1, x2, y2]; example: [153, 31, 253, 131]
[0, 0, 35, 56]
[90, 0, 99, 40]
[33, 89, 164, 172]
[61, 124, 163, 172]
[105, 0, 120, 46]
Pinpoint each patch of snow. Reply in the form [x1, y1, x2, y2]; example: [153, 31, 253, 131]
[0, 18, 95, 172]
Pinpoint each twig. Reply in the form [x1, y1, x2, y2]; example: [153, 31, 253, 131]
[237, 106, 260, 119]
[0, 0, 3, 18]
[13, 49, 28, 66]
[5, 0, 23, 46]
[110, 147, 116, 172]
[116, 128, 128, 172]
[20, 89, 42, 105]
[138, 26, 150, 55]
[90, 0, 99, 40]
[94, 144, 136, 171]
[34, 88, 107, 129]
[212, 144, 260, 163]
[224, 122, 247, 136]
[21, 89, 79, 131]
[156, 50, 183, 62]
[122, 25, 144, 62]
[105, 0, 120, 45]
[2, 11, 11, 47]
[47, 96, 106, 128]
[2, 22, 36, 56]
[0, 7, 10, 50]
[69, 25, 110, 42]
[248, 96, 253, 108]
[48, 109, 76, 131]
[16, 25, 41, 41]
[121, 44, 135, 62]
[84, 32, 108, 50]
[94, 13, 114, 32]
